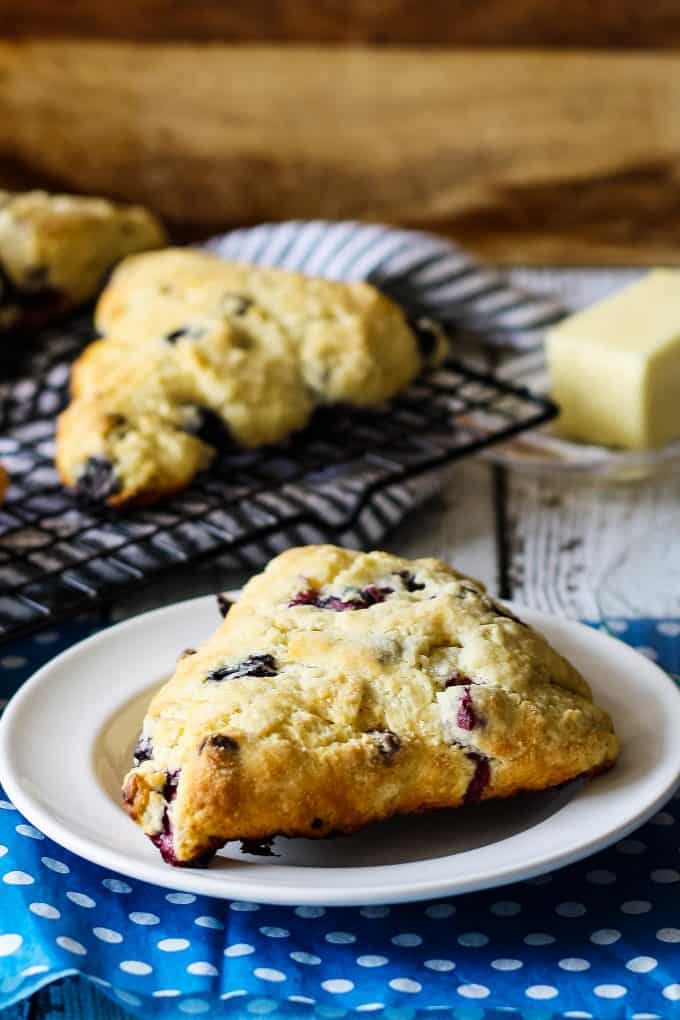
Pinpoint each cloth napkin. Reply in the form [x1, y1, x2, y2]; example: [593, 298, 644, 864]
[0, 618, 678, 1019]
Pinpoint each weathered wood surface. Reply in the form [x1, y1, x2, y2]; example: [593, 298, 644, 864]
[3, 44, 680, 264]
[3, 0, 680, 47]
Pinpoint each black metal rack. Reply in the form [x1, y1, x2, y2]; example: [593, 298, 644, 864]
[0, 315, 556, 643]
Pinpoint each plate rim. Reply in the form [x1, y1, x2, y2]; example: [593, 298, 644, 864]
[1, 594, 679, 906]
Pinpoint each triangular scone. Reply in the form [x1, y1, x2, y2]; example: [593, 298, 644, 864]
[122, 546, 619, 866]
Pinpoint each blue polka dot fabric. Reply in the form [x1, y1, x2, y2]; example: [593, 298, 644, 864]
[0, 619, 679, 1020]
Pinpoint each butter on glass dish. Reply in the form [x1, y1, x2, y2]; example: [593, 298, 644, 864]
[486, 270, 680, 480]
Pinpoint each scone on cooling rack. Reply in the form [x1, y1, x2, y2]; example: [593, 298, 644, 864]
[122, 546, 619, 867]
[57, 249, 443, 507]
[0, 190, 165, 334]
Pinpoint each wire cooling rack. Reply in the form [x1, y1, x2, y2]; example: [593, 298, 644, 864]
[0, 315, 556, 643]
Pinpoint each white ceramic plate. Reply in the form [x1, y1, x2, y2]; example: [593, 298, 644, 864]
[1, 595, 679, 906]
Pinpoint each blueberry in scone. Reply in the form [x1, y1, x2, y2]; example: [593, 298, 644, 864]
[0, 190, 165, 334]
[122, 546, 619, 867]
[57, 249, 433, 507]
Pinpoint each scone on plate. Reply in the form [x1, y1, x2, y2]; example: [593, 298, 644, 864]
[57, 249, 438, 507]
[0, 190, 165, 334]
[122, 546, 619, 867]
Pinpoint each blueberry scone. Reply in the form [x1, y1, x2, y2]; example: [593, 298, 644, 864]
[57, 249, 440, 506]
[0, 190, 165, 334]
[122, 546, 619, 867]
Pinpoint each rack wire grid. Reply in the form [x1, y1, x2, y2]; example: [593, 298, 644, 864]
[0, 314, 556, 643]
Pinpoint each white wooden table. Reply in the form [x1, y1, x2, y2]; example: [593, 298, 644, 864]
[11, 268, 680, 1020]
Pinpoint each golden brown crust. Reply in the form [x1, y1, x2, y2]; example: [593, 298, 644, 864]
[0, 463, 7, 505]
[0, 189, 165, 333]
[57, 249, 425, 507]
[122, 546, 619, 866]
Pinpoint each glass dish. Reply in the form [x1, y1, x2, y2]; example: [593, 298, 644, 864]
[483, 348, 680, 482]
[596, 516, 680, 682]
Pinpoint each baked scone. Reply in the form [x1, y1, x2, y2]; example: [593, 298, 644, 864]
[122, 546, 619, 867]
[0, 190, 165, 334]
[57, 249, 435, 506]
[0, 463, 7, 505]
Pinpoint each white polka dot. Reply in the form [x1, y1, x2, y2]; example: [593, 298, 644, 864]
[656, 927, 680, 942]
[153, 990, 181, 998]
[457, 932, 488, 947]
[83, 975, 110, 988]
[187, 962, 218, 976]
[492, 959, 523, 971]
[120, 960, 152, 975]
[424, 959, 455, 972]
[0, 934, 22, 956]
[627, 956, 658, 973]
[295, 906, 326, 918]
[195, 916, 223, 929]
[93, 927, 123, 944]
[41, 857, 69, 874]
[524, 932, 555, 946]
[102, 878, 131, 893]
[356, 1005, 384, 1013]
[34, 630, 60, 643]
[67, 892, 95, 909]
[114, 990, 141, 1007]
[22, 965, 49, 977]
[391, 933, 422, 947]
[424, 903, 455, 919]
[586, 870, 616, 885]
[221, 990, 247, 1000]
[525, 985, 558, 1000]
[158, 938, 190, 952]
[590, 928, 621, 945]
[651, 811, 675, 826]
[166, 892, 196, 904]
[289, 996, 316, 1005]
[247, 1000, 278, 1015]
[0, 800, 15, 811]
[651, 868, 680, 883]
[556, 901, 586, 918]
[254, 967, 286, 983]
[316, 1008, 347, 1020]
[563, 1013, 592, 1018]
[594, 984, 627, 999]
[1, 656, 27, 668]
[559, 958, 590, 972]
[0, 846, 6, 858]
[322, 979, 354, 994]
[179, 999, 211, 1014]
[490, 901, 521, 917]
[616, 839, 646, 855]
[15, 824, 43, 840]
[621, 900, 651, 914]
[326, 931, 358, 947]
[290, 950, 321, 965]
[632, 1015, 661, 1019]
[358, 956, 389, 968]
[56, 936, 87, 956]
[663, 985, 680, 1001]
[29, 902, 60, 919]
[230, 900, 259, 911]
[389, 979, 421, 994]
[260, 925, 289, 938]
[457, 984, 490, 999]
[3, 870, 34, 885]
[225, 943, 255, 957]
[128, 910, 159, 925]
[360, 905, 390, 918]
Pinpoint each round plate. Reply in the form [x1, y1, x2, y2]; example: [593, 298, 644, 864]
[482, 350, 680, 481]
[1, 595, 679, 906]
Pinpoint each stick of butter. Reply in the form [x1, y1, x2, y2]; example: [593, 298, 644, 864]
[547, 270, 680, 450]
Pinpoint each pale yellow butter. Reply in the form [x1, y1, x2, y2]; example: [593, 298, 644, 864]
[547, 270, 680, 449]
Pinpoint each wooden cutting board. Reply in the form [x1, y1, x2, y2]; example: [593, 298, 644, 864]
[2, 40, 680, 264]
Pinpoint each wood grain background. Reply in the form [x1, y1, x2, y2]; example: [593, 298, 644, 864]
[2, 2, 680, 264]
